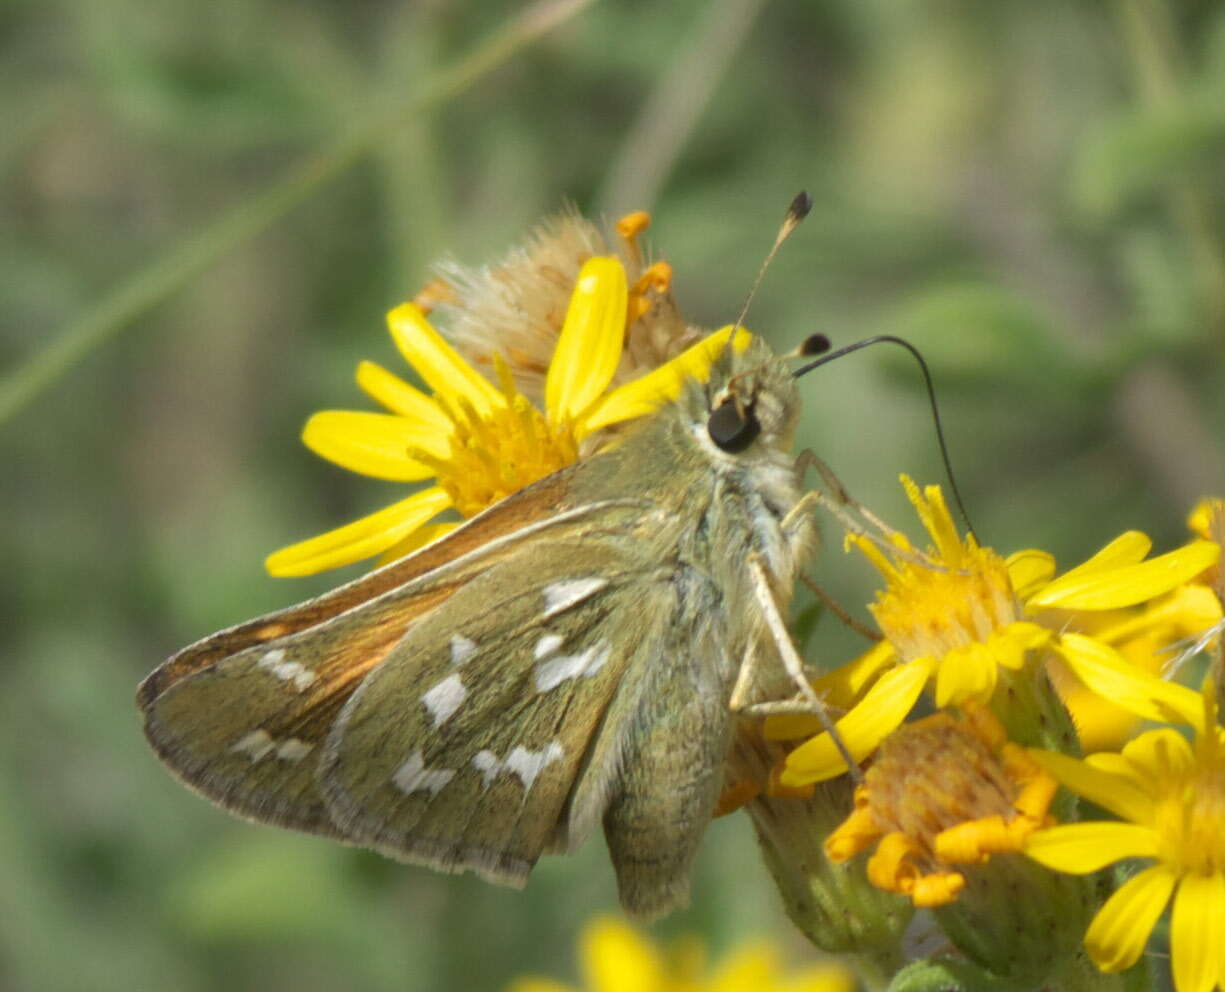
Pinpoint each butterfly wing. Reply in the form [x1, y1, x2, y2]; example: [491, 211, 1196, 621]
[138, 472, 650, 837]
[318, 533, 684, 887]
[137, 470, 585, 709]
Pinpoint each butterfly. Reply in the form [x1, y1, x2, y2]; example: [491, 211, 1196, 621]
[138, 202, 824, 919]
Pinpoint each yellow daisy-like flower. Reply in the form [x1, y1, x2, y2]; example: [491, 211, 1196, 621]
[266, 255, 747, 577]
[770, 476, 1220, 785]
[505, 916, 853, 992]
[1026, 678, 1225, 992]
[824, 705, 1057, 909]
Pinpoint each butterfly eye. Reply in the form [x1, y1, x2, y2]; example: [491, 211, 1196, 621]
[707, 400, 760, 453]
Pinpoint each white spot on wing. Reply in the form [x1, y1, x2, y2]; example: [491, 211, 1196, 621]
[450, 634, 477, 666]
[392, 750, 455, 796]
[257, 648, 316, 691]
[534, 641, 612, 692]
[506, 741, 564, 790]
[230, 729, 275, 761]
[473, 749, 501, 788]
[542, 577, 608, 618]
[276, 738, 313, 762]
[231, 729, 314, 763]
[422, 673, 467, 727]
[534, 633, 564, 659]
[472, 741, 564, 791]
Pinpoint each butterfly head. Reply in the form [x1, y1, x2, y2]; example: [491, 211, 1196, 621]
[696, 335, 800, 460]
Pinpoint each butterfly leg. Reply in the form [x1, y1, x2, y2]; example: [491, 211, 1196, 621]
[728, 644, 761, 714]
[744, 555, 862, 783]
[798, 571, 881, 642]
[792, 453, 937, 573]
[779, 490, 820, 540]
[794, 449, 859, 512]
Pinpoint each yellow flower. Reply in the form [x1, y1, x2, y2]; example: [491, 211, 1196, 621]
[824, 705, 1057, 909]
[770, 476, 1220, 785]
[505, 916, 853, 992]
[266, 255, 747, 577]
[1026, 679, 1225, 992]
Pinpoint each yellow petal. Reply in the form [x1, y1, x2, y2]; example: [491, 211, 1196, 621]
[825, 803, 885, 862]
[1029, 539, 1219, 611]
[1027, 750, 1154, 824]
[579, 917, 664, 992]
[911, 872, 967, 908]
[780, 659, 933, 785]
[544, 257, 627, 425]
[374, 521, 458, 566]
[901, 476, 963, 564]
[265, 487, 451, 577]
[763, 641, 897, 739]
[934, 642, 997, 707]
[1082, 751, 1146, 781]
[778, 965, 857, 992]
[707, 941, 779, 992]
[987, 622, 1050, 671]
[386, 303, 503, 418]
[851, 532, 905, 585]
[1054, 666, 1144, 756]
[1187, 499, 1218, 540]
[1118, 727, 1195, 785]
[302, 411, 448, 481]
[580, 325, 752, 435]
[1091, 583, 1223, 659]
[1056, 633, 1203, 728]
[1025, 821, 1159, 873]
[1085, 865, 1177, 973]
[1172, 871, 1225, 992]
[355, 360, 453, 431]
[1006, 549, 1056, 600]
[1062, 530, 1153, 576]
[817, 640, 899, 706]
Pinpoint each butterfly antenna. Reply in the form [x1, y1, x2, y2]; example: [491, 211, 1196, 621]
[794, 336, 977, 540]
[732, 191, 813, 333]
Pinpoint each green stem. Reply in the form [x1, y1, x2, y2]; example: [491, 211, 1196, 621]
[0, 0, 594, 429]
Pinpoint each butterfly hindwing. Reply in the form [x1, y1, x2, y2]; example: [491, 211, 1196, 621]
[319, 535, 679, 885]
[597, 567, 738, 917]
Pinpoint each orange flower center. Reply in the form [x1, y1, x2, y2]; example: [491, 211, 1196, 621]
[868, 543, 1020, 665]
[826, 707, 1055, 907]
[411, 360, 578, 519]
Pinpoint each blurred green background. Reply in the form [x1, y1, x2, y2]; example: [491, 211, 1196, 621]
[3, 0, 1225, 989]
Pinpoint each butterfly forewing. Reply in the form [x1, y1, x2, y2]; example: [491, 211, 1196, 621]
[140, 579, 467, 835]
[137, 469, 592, 709]
[319, 536, 677, 884]
[138, 474, 652, 837]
